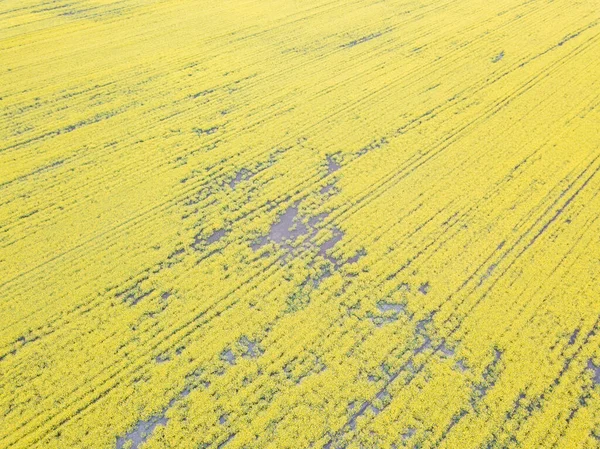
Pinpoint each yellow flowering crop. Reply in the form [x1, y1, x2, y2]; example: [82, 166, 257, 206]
[1, 0, 600, 448]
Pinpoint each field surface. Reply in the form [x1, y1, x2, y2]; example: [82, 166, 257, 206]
[2, 0, 600, 448]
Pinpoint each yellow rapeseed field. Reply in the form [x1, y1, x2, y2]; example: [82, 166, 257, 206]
[1, 0, 600, 447]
